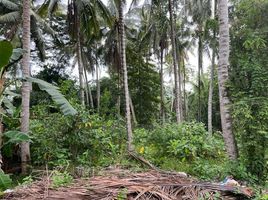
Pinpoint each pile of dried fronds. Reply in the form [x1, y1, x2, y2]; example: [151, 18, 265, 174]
[2, 168, 253, 200]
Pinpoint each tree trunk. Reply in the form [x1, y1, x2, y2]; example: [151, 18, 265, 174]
[198, 33, 203, 122]
[208, 49, 215, 134]
[84, 68, 94, 109]
[218, 0, 238, 160]
[119, 0, 133, 152]
[20, 0, 31, 174]
[208, 0, 217, 135]
[129, 95, 137, 125]
[95, 53, 100, 113]
[77, 16, 85, 106]
[0, 74, 6, 168]
[83, 66, 90, 107]
[160, 48, 165, 124]
[168, 0, 182, 123]
[182, 58, 187, 120]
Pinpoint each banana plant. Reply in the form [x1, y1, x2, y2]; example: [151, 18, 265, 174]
[0, 40, 77, 176]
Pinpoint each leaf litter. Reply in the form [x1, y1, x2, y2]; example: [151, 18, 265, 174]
[2, 168, 253, 200]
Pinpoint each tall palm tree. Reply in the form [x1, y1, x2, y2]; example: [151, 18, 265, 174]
[118, 0, 133, 151]
[186, 0, 211, 122]
[66, 0, 112, 106]
[168, 0, 182, 123]
[218, 0, 238, 160]
[20, 0, 31, 174]
[208, 0, 217, 134]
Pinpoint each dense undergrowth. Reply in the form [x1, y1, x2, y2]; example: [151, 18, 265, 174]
[26, 104, 265, 186]
[0, 102, 267, 198]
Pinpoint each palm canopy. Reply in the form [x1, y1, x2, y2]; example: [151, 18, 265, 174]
[0, 0, 60, 61]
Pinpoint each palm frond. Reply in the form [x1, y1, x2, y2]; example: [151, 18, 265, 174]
[0, 0, 19, 11]
[37, 0, 49, 17]
[96, 0, 113, 27]
[31, 16, 46, 62]
[31, 10, 62, 44]
[0, 11, 20, 23]
[47, 0, 58, 18]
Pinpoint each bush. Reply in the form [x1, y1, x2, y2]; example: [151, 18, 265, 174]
[134, 122, 227, 180]
[30, 104, 126, 168]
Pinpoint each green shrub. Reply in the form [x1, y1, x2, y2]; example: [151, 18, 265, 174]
[134, 122, 226, 180]
[51, 170, 73, 188]
[30, 104, 126, 168]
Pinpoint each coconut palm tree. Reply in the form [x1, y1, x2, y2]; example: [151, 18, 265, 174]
[168, 0, 183, 123]
[20, 0, 31, 174]
[47, 0, 112, 106]
[118, 0, 133, 151]
[207, 0, 217, 134]
[218, 0, 238, 160]
[186, 0, 211, 122]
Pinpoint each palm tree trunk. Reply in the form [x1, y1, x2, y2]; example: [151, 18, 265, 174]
[83, 66, 90, 107]
[168, 0, 182, 123]
[84, 68, 94, 109]
[20, 0, 31, 174]
[198, 33, 203, 122]
[95, 53, 100, 113]
[116, 69, 121, 116]
[182, 58, 187, 120]
[218, 0, 238, 160]
[129, 95, 137, 125]
[160, 48, 165, 124]
[77, 17, 85, 106]
[208, 1, 217, 135]
[208, 49, 215, 134]
[119, 0, 133, 152]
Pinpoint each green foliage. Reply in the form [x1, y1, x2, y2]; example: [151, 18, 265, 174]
[127, 32, 161, 126]
[27, 77, 77, 116]
[134, 122, 227, 180]
[30, 102, 126, 168]
[3, 130, 32, 144]
[20, 175, 34, 186]
[230, 0, 268, 184]
[0, 40, 12, 68]
[117, 188, 128, 200]
[51, 170, 73, 188]
[0, 171, 12, 190]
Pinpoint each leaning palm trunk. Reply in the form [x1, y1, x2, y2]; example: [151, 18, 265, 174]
[218, 0, 238, 160]
[129, 95, 137, 125]
[20, 0, 31, 174]
[168, 0, 182, 123]
[119, 0, 133, 152]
